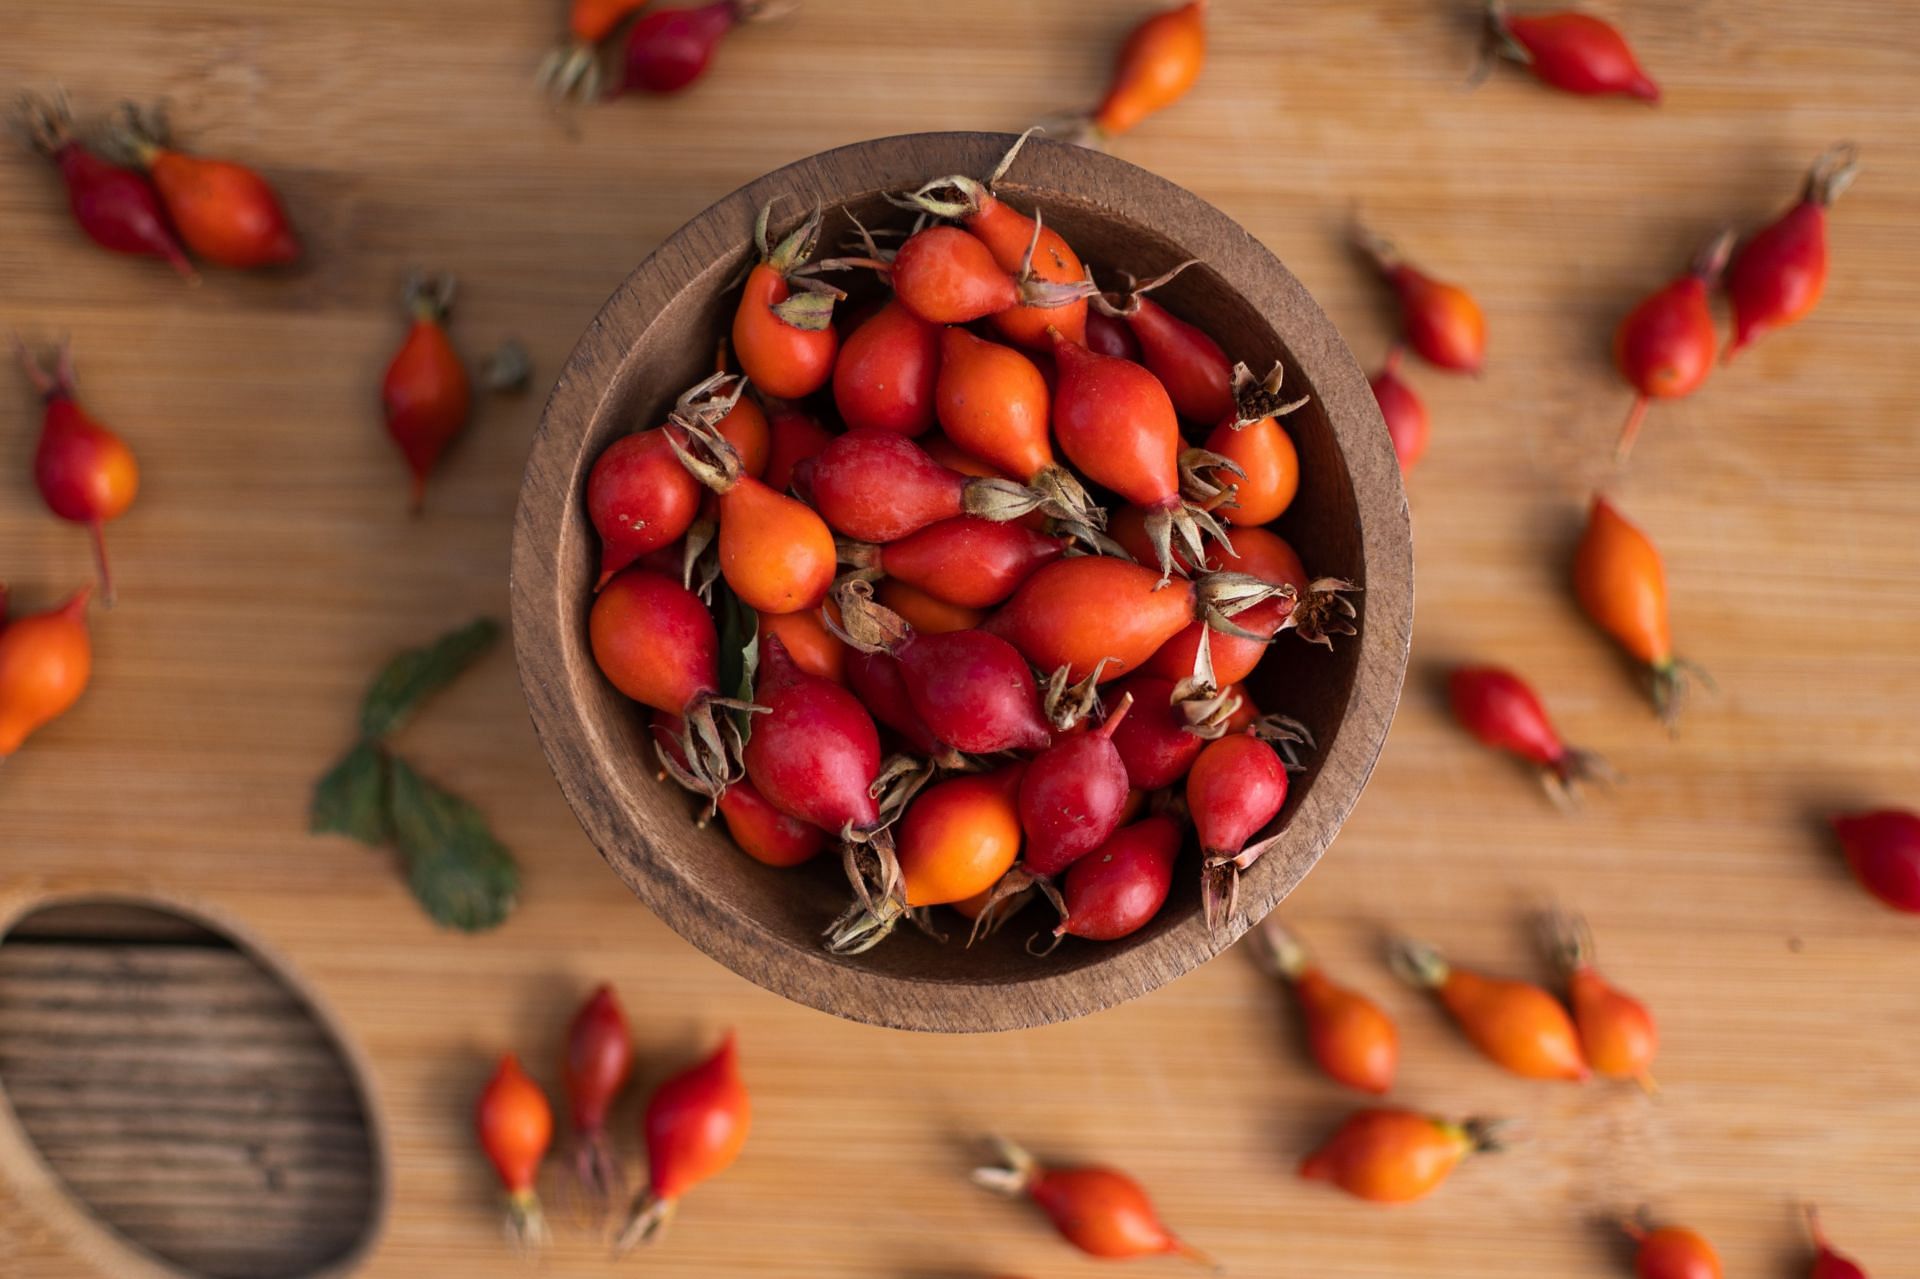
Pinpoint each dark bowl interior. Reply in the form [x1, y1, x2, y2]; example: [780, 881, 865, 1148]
[511, 132, 1411, 1032]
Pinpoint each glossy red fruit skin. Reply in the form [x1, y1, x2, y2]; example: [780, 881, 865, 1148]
[1393, 264, 1486, 374]
[1125, 295, 1234, 426]
[1498, 11, 1661, 101]
[1830, 810, 1920, 913]
[985, 557, 1205, 684]
[28, 114, 194, 277]
[762, 404, 836, 494]
[1370, 356, 1429, 471]
[382, 298, 471, 510]
[142, 147, 300, 268]
[643, 1034, 750, 1201]
[588, 429, 703, 586]
[1086, 308, 1143, 361]
[1050, 337, 1181, 507]
[477, 1054, 553, 1195]
[1292, 968, 1399, 1095]
[832, 300, 940, 436]
[1018, 699, 1133, 877]
[588, 569, 719, 713]
[616, 0, 734, 94]
[743, 637, 883, 833]
[1724, 150, 1856, 360]
[1141, 528, 1308, 686]
[1298, 1109, 1475, 1204]
[798, 429, 972, 542]
[895, 630, 1052, 755]
[1058, 815, 1182, 941]
[1107, 676, 1207, 789]
[1617, 273, 1715, 399]
[564, 986, 633, 1137]
[718, 778, 826, 868]
[1633, 1226, 1723, 1279]
[870, 516, 1064, 608]
[965, 193, 1090, 351]
[1186, 733, 1286, 857]
[843, 650, 942, 756]
[1807, 1209, 1869, 1279]
[1448, 666, 1568, 769]
[890, 225, 1018, 324]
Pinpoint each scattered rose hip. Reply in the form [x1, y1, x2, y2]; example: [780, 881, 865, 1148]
[1828, 810, 1920, 913]
[1072, 1, 1209, 146]
[107, 103, 300, 269]
[1542, 910, 1659, 1090]
[15, 340, 141, 605]
[475, 1053, 554, 1251]
[1300, 1109, 1501, 1204]
[1368, 350, 1429, 473]
[616, 1033, 752, 1252]
[0, 585, 93, 758]
[1613, 231, 1733, 461]
[1354, 223, 1488, 375]
[381, 274, 472, 511]
[1390, 936, 1590, 1081]
[1725, 145, 1860, 361]
[562, 985, 635, 1206]
[1573, 495, 1705, 728]
[1250, 919, 1400, 1095]
[1625, 1218, 1723, 1279]
[973, 1135, 1212, 1265]
[1481, 3, 1660, 102]
[17, 90, 195, 280]
[1448, 664, 1611, 807]
[580, 159, 1354, 957]
[611, 0, 791, 98]
[1805, 1204, 1871, 1279]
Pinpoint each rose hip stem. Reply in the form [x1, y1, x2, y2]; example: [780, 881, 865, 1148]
[17, 90, 196, 280]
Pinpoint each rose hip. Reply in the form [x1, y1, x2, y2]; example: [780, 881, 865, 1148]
[382, 274, 471, 512]
[110, 103, 299, 268]
[888, 224, 1094, 326]
[0, 586, 92, 758]
[475, 1054, 552, 1250]
[838, 515, 1064, 609]
[616, 1034, 751, 1251]
[1543, 911, 1658, 1090]
[717, 777, 826, 867]
[1574, 495, 1703, 727]
[1107, 674, 1221, 790]
[1448, 664, 1610, 805]
[1614, 231, 1733, 461]
[1186, 731, 1288, 928]
[1804, 1205, 1870, 1279]
[562, 985, 633, 1205]
[1625, 1221, 1723, 1279]
[933, 326, 1099, 528]
[1355, 225, 1487, 374]
[1483, 4, 1660, 102]
[832, 299, 939, 436]
[1251, 920, 1399, 1095]
[733, 202, 840, 398]
[16, 340, 140, 604]
[611, 0, 786, 97]
[878, 578, 985, 634]
[1725, 145, 1861, 360]
[742, 635, 885, 839]
[1093, 262, 1234, 425]
[1391, 937, 1590, 1081]
[18, 91, 194, 280]
[832, 579, 1052, 756]
[761, 401, 835, 493]
[973, 1135, 1211, 1264]
[755, 603, 845, 684]
[1300, 1109, 1499, 1204]
[1085, 307, 1142, 360]
[1829, 810, 1920, 913]
[798, 427, 1047, 544]
[1198, 362, 1306, 527]
[1371, 349, 1430, 472]
[1053, 814, 1182, 943]
[844, 649, 945, 759]
[1019, 693, 1135, 877]
[1084, 1, 1208, 142]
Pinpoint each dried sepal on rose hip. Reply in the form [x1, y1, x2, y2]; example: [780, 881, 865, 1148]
[972, 1135, 1213, 1264]
[536, 0, 653, 101]
[1390, 936, 1590, 1081]
[0, 585, 93, 759]
[475, 1054, 553, 1252]
[733, 199, 843, 398]
[17, 89, 194, 279]
[1186, 729, 1290, 930]
[1479, 3, 1660, 102]
[1190, 361, 1309, 529]
[1248, 919, 1400, 1095]
[1613, 230, 1733, 461]
[15, 339, 139, 605]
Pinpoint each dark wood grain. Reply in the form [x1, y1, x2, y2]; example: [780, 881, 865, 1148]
[0, 903, 381, 1279]
[511, 132, 1413, 1032]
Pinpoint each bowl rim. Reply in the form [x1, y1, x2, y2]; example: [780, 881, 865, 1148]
[511, 130, 1412, 1033]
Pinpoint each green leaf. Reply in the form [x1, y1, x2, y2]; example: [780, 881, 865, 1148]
[359, 617, 501, 741]
[386, 754, 519, 932]
[713, 579, 759, 739]
[309, 740, 391, 846]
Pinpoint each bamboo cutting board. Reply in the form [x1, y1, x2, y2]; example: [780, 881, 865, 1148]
[2, 2, 1918, 1276]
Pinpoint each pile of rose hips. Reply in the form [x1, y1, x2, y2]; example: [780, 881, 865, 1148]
[583, 138, 1357, 956]
[473, 985, 750, 1254]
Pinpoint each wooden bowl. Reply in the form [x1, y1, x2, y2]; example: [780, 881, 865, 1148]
[511, 132, 1411, 1033]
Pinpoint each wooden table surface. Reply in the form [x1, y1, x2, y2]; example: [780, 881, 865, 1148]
[3, 2, 1918, 1276]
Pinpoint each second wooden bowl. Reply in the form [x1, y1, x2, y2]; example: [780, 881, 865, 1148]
[511, 132, 1411, 1032]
